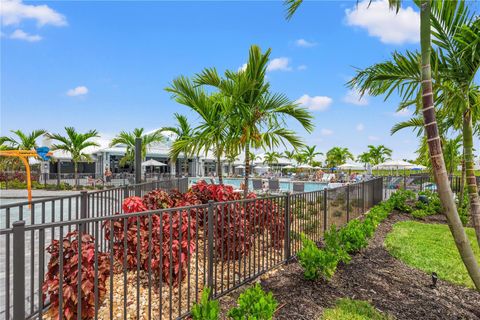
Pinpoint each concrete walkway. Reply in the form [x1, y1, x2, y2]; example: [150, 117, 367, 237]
[0, 189, 81, 199]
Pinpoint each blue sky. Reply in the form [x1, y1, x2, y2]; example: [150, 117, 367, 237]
[2, 0, 476, 160]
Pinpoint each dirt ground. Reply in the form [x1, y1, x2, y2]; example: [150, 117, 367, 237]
[219, 212, 480, 320]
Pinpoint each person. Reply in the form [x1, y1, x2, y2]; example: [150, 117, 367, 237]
[105, 168, 112, 183]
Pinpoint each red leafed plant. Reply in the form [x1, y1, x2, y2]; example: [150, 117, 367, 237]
[142, 190, 174, 210]
[42, 231, 110, 320]
[104, 196, 196, 286]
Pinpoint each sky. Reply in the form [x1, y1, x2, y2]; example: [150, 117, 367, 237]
[1, 0, 478, 161]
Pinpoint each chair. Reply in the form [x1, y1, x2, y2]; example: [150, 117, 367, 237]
[252, 179, 264, 193]
[292, 182, 304, 193]
[268, 179, 280, 193]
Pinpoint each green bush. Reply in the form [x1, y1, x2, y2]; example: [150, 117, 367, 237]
[337, 220, 369, 253]
[228, 284, 278, 320]
[298, 233, 342, 280]
[388, 190, 415, 212]
[411, 209, 432, 219]
[324, 226, 350, 264]
[191, 287, 219, 320]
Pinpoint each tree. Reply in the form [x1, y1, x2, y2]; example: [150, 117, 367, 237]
[0, 129, 48, 170]
[110, 128, 165, 167]
[160, 113, 193, 177]
[282, 150, 296, 162]
[263, 151, 281, 169]
[343, 0, 480, 287]
[325, 147, 354, 168]
[443, 136, 463, 176]
[357, 152, 371, 166]
[194, 45, 314, 196]
[367, 145, 393, 166]
[47, 127, 99, 188]
[301, 146, 323, 166]
[166, 77, 230, 184]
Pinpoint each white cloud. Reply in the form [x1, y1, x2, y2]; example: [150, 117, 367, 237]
[297, 65, 307, 71]
[267, 57, 292, 72]
[10, 29, 41, 42]
[393, 108, 412, 117]
[345, 0, 419, 44]
[368, 135, 380, 141]
[238, 63, 247, 72]
[67, 86, 88, 96]
[356, 123, 365, 132]
[0, 0, 67, 27]
[343, 89, 369, 106]
[295, 38, 317, 48]
[296, 94, 333, 111]
[321, 128, 334, 136]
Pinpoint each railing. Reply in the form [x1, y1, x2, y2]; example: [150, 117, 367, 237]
[1, 177, 383, 320]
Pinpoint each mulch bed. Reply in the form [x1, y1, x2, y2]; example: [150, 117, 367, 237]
[219, 212, 480, 320]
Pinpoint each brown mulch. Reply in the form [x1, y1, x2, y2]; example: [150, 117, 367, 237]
[219, 212, 480, 320]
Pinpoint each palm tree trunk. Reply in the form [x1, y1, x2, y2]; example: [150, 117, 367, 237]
[419, 0, 480, 289]
[184, 153, 188, 177]
[463, 110, 480, 246]
[74, 161, 78, 189]
[243, 143, 250, 198]
[217, 152, 223, 184]
[459, 148, 466, 211]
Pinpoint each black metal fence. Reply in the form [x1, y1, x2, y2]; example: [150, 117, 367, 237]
[1, 177, 383, 320]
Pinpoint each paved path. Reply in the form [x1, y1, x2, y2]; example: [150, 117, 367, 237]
[0, 189, 81, 199]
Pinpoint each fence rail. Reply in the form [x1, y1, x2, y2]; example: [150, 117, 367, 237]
[1, 178, 383, 319]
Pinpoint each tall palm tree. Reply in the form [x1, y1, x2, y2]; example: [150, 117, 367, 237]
[357, 152, 371, 166]
[282, 150, 296, 163]
[367, 145, 393, 166]
[263, 151, 281, 170]
[110, 128, 165, 167]
[443, 135, 463, 176]
[160, 113, 194, 177]
[166, 77, 230, 184]
[325, 147, 354, 168]
[194, 45, 314, 196]
[47, 127, 99, 187]
[0, 129, 47, 150]
[301, 145, 323, 166]
[342, 0, 480, 287]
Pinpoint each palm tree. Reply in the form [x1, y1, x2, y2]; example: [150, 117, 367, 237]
[110, 128, 165, 167]
[325, 147, 354, 168]
[160, 113, 194, 177]
[443, 136, 463, 176]
[342, 0, 480, 287]
[282, 150, 296, 163]
[367, 145, 393, 166]
[194, 45, 314, 196]
[301, 146, 323, 166]
[263, 151, 281, 170]
[0, 129, 47, 150]
[357, 152, 371, 166]
[166, 77, 230, 183]
[47, 127, 99, 188]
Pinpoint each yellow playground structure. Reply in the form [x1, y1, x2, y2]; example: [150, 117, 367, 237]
[0, 147, 52, 205]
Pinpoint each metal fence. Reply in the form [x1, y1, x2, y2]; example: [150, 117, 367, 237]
[1, 177, 383, 320]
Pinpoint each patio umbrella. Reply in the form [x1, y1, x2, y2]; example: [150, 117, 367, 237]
[372, 160, 415, 170]
[235, 165, 245, 169]
[411, 164, 427, 171]
[338, 162, 365, 170]
[141, 159, 166, 167]
[297, 164, 313, 169]
[283, 165, 295, 169]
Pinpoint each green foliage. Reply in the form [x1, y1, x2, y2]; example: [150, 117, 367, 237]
[337, 220, 369, 254]
[321, 298, 392, 320]
[385, 221, 480, 289]
[324, 226, 350, 264]
[388, 190, 415, 212]
[228, 284, 278, 320]
[297, 234, 324, 280]
[411, 209, 432, 219]
[191, 288, 219, 320]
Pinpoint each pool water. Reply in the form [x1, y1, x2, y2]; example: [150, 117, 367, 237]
[189, 178, 327, 192]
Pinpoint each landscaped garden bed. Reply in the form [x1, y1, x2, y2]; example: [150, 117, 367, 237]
[218, 210, 480, 319]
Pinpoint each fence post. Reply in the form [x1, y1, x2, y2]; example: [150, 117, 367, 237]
[80, 191, 88, 233]
[207, 200, 214, 295]
[362, 181, 366, 213]
[284, 193, 291, 261]
[123, 185, 129, 199]
[323, 189, 328, 232]
[346, 184, 350, 222]
[13, 220, 25, 320]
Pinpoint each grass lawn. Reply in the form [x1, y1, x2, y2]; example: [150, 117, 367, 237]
[385, 221, 480, 288]
[321, 298, 392, 320]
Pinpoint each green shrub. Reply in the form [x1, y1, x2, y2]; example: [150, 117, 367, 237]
[191, 287, 219, 320]
[228, 284, 278, 320]
[324, 226, 350, 264]
[411, 209, 433, 219]
[298, 233, 342, 280]
[388, 190, 415, 212]
[338, 220, 368, 253]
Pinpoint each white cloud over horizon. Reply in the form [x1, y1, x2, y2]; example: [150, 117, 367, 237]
[295, 38, 317, 48]
[10, 29, 41, 42]
[345, 0, 419, 45]
[343, 89, 369, 106]
[321, 128, 334, 136]
[0, 0, 67, 26]
[296, 94, 333, 111]
[67, 86, 89, 96]
[267, 57, 292, 72]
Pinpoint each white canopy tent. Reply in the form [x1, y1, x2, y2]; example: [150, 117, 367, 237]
[141, 159, 167, 167]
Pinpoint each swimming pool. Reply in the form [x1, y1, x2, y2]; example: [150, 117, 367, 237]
[189, 177, 328, 192]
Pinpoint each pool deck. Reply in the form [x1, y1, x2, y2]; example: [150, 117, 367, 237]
[0, 189, 81, 200]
